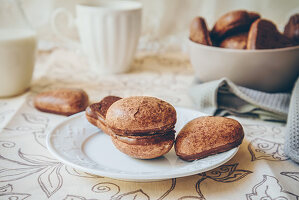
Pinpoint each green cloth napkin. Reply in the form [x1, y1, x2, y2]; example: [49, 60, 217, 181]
[189, 78, 291, 122]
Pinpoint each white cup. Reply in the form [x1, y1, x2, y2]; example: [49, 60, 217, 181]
[51, 0, 142, 75]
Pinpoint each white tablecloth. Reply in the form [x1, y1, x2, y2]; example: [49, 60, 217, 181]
[0, 49, 298, 200]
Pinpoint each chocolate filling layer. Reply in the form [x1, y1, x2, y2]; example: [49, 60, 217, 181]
[111, 130, 175, 145]
[108, 124, 176, 136]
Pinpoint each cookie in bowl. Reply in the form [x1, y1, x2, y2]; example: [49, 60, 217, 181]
[284, 13, 299, 45]
[219, 32, 248, 49]
[247, 19, 293, 49]
[175, 116, 244, 161]
[190, 17, 212, 46]
[211, 10, 260, 41]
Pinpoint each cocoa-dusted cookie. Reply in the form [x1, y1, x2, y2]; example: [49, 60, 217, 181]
[219, 32, 248, 49]
[284, 13, 299, 45]
[190, 17, 212, 45]
[105, 96, 177, 159]
[211, 10, 260, 40]
[34, 88, 89, 116]
[85, 96, 121, 135]
[175, 116, 244, 161]
[247, 19, 293, 49]
[105, 96, 177, 136]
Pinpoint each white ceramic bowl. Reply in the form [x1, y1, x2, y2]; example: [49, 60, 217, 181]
[188, 39, 299, 92]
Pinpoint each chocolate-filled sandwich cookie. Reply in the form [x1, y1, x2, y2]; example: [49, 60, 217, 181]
[106, 96, 176, 159]
[175, 116, 244, 161]
[86, 96, 177, 159]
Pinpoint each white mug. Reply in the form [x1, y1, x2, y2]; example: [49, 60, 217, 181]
[51, 0, 142, 75]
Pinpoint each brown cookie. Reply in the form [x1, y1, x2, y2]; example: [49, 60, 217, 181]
[189, 17, 212, 45]
[247, 19, 293, 49]
[175, 116, 244, 161]
[219, 32, 248, 49]
[105, 96, 177, 136]
[211, 10, 260, 40]
[34, 88, 89, 116]
[85, 96, 121, 135]
[284, 13, 299, 45]
[105, 96, 177, 159]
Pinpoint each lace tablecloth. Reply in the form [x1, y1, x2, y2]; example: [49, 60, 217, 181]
[0, 49, 298, 200]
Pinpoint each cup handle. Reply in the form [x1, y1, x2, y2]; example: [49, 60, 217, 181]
[51, 8, 79, 48]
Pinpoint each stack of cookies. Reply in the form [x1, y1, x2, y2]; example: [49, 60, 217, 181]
[190, 10, 299, 49]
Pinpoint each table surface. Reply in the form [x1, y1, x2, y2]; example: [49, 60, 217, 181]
[0, 49, 298, 200]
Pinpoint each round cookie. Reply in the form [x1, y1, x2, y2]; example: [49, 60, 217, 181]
[105, 96, 177, 136]
[211, 10, 260, 40]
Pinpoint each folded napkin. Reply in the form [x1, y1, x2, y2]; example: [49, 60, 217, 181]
[284, 78, 299, 163]
[190, 77, 299, 163]
[189, 78, 291, 122]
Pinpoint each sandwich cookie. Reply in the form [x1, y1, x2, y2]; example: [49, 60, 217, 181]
[106, 96, 177, 159]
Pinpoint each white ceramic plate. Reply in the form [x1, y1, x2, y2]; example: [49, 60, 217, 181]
[46, 107, 239, 182]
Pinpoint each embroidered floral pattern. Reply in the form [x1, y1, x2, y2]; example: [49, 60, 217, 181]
[0, 184, 30, 199]
[281, 172, 299, 182]
[196, 163, 252, 199]
[248, 138, 289, 161]
[246, 175, 299, 200]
